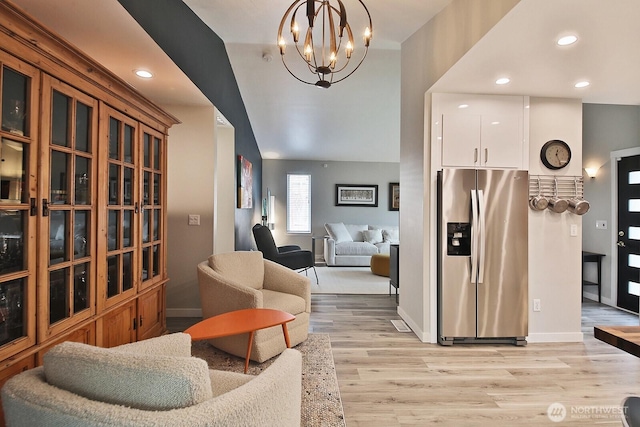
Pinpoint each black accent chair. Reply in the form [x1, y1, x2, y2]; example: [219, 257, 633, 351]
[252, 224, 318, 283]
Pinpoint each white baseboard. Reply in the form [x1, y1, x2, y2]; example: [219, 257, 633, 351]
[397, 306, 431, 343]
[527, 332, 584, 343]
[166, 308, 202, 318]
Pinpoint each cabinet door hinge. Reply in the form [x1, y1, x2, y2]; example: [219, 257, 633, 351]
[42, 199, 49, 217]
[30, 198, 37, 216]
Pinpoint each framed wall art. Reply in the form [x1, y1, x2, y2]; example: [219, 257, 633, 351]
[335, 184, 378, 207]
[389, 182, 399, 211]
[237, 155, 253, 209]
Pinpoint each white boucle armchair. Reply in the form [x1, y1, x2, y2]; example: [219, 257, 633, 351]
[1, 333, 302, 427]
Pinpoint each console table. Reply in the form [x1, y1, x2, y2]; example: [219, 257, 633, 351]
[582, 251, 605, 303]
[311, 236, 327, 266]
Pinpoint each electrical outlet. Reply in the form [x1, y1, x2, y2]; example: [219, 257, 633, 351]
[188, 214, 200, 226]
[533, 299, 541, 312]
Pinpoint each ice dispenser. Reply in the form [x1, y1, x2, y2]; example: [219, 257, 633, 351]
[446, 223, 471, 256]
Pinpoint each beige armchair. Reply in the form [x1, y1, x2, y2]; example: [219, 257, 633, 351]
[1, 333, 302, 427]
[197, 251, 311, 363]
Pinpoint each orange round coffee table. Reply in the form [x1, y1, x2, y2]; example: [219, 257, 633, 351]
[184, 308, 295, 373]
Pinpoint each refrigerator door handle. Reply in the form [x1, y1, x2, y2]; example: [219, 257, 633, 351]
[477, 190, 486, 284]
[470, 189, 479, 283]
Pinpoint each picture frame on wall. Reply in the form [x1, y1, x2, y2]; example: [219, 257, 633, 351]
[335, 184, 378, 207]
[389, 182, 399, 211]
[237, 155, 253, 209]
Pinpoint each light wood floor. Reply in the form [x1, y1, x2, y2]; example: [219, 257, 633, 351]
[169, 297, 640, 426]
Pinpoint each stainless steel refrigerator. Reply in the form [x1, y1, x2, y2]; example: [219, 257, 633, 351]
[437, 168, 528, 346]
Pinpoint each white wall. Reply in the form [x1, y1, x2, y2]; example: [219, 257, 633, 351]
[527, 98, 583, 342]
[164, 104, 222, 317]
[262, 159, 399, 252]
[582, 104, 640, 304]
[399, 0, 520, 342]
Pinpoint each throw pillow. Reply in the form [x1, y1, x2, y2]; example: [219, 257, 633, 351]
[382, 229, 399, 244]
[44, 341, 212, 411]
[362, 229, 383, 244]
[325, 222, 353, 244]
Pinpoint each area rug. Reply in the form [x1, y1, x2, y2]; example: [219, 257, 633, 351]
[192, 333, 345, 427]
[312, 265, 389, 294]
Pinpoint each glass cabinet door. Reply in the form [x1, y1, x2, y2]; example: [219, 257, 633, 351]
[98, 106, 138, 311]
[139, 125, 166, 291]
[38, 75, 97, 342]
[0, 54, 39, 360]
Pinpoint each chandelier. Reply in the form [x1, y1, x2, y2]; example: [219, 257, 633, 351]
[277, 0, 372, 88]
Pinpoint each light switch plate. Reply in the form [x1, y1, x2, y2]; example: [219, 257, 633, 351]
[570, 224, 578, 236]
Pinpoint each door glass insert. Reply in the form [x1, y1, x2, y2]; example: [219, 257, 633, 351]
[107, 255, 118, 298]
[153, 173, 160, 205]
[0, 139, 25, 203]
[51, 91, 70, 147]
[50, 151, 69, 204]
[75, 102, 91, 153]
[142, 247, 149, 281]
[144, 133, 150, 167]
[153, 209, 159, 240]
[629, 171, 640, 185]
[123, 210, 132, 248]
[123, 252, 133, 291]
[629, 254, 640, 269]
[629, 281, 640, 297]
[152, 244, 159, 277]
[0, 211, 24, 274]
[49, 210, 68, 265]
[49, 268, 69, 324]
[142, 210, 150, 243]
[143, 171, 150, 205]
[153, 136, 160, 169]
[1, 67, 28, 137]
[109, 118, 119, 159]
[75, 156, 90, 205]
[108, 210, 119, 251]
[73, 263, 88, 313]
[630, 227, 640, 241]
[0, 279, 25, 346]
[123, 167, 133, 205]
[74, 211, 88, 258]
[108, 164, 120, 205]
[629, 199, 640, 213]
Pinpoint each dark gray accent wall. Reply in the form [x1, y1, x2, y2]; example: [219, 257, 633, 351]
[118, 0, 261, 250]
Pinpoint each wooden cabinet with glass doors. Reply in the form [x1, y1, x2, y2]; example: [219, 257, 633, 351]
[0, 1, 178, 406]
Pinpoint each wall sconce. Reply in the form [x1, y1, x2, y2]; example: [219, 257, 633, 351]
[584, 167, 599, 179]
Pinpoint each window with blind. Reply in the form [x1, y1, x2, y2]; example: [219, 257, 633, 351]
[287, 174, 311, 233]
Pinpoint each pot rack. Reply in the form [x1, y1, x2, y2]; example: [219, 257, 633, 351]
[528, 175, 585, 199]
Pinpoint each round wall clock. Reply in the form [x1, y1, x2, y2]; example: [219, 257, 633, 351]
[540, 139, 571, 170]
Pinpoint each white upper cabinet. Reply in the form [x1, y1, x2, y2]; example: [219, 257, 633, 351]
[433, 93, 529, 170]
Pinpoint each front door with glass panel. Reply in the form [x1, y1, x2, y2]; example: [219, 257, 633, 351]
[617, 154, 640, 312]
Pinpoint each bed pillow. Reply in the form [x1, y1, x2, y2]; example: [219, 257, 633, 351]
[325, 223, 353, 244]
[362, 229, 383, 244]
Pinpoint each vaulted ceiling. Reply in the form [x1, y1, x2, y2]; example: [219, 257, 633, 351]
[10, 0, 640, 163]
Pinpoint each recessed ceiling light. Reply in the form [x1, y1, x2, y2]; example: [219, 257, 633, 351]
[495, 77, 510, 85]
[574, 81, 590, 88]
[557, 35, 578, 46]
[458, 104, 469, 109]
[134, 69, 153, 79]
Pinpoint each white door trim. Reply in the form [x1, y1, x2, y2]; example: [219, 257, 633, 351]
[610, 146, 640, 312]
